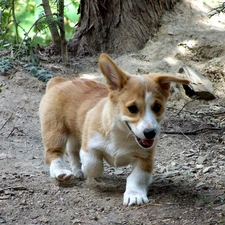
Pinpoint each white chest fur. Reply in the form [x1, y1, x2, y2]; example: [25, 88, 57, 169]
[86, 129, 148, 168]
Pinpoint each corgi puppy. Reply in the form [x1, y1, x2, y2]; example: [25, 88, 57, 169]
[39, 53, 189, 206]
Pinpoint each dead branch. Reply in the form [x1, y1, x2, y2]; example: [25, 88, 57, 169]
[0, 113, 14, 131]
[167, 107, 225, 118]
[176, 99, 196, 116]
[162, 127, 221, 135]
[7, 126, 25, 138]
[6, 94, 31, 138]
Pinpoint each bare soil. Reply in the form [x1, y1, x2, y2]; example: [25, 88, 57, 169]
[1, 0, 225, 224]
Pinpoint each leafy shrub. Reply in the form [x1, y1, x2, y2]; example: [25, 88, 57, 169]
[0, 57, 14, 73]
[24, 64, 53, 82]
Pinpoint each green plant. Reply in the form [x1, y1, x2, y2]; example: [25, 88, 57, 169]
[0, 0, 80, 49]
[0, 84, 3, 93]
[0, 0, 80, 82]
[0, 57, 14, 73]
[0, 0, 17, 47]
[208, 2, 225, 17]
[24, 64, 53, 82]
[195, 194, 210, 206]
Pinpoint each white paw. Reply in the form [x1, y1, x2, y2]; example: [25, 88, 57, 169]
[51, 168, 75, 183]
[50, 158, 75, 183]
[73, 169, 85, 180]
[86, 177, 98, 187]
[123, 190, 149, 206]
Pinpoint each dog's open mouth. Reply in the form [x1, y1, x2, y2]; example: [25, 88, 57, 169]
[136, 137, 154, 148]
[125, 122, 155, 149]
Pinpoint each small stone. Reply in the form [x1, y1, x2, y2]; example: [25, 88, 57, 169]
[197, 156, 206, 164]
[0, 154, 7, 160]
[43, 190, 48, 195]
[0, 218, 6, 223]
[196, 164, 204, 169]
[171, 161, 176, 166]
[202, 166, 213, 173]
[20, 199, 27, 205]
[114, 169, 124, 175]
[110, 221, 122, 225]
[213, 195, 225, 204]
[73, 219, 82, 224]
[13, 186, 27, 191]
[51, 66, 62, 72]
[195, 182, 205, 188]
[163, 170, 180, 178]
[4, 190, 15, 196]
[0, 196, 10, 200]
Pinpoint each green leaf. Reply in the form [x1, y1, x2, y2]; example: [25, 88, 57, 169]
[23, 63, 53, 82]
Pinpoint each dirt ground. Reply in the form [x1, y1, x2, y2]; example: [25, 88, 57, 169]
[1, 0, 225, 224]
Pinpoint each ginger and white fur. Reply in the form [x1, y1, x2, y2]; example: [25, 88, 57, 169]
[39, 53, 189, 206]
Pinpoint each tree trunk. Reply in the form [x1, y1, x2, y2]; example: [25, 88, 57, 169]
[42, 0, 60, 45]
[68, 0, 179, 56]
[58, 0, 68, 63]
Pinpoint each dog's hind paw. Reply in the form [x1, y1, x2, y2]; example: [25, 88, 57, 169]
[55, 170, 75, 183]
[50, 158, 75, 183]
[123, 191, 149, 206]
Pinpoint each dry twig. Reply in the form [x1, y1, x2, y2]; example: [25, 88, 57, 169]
[176, 99, 195, 116]
[6, 93, 32, 138]
[0, 113, 14, 131]
[7, 126, 25, 138]
[162, 127, 221, 135]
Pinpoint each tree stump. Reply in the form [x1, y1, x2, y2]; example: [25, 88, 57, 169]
[68, 0, 179, 56]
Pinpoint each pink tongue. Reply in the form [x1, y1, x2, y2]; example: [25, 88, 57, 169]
[141, 139, 154, 147]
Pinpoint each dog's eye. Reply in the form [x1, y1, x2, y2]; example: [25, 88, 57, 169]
[152, 103, 161, 113]
[128, 105, 139, 114]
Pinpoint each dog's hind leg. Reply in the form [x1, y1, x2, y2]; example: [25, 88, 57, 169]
[42, 127, 75, 183]
[66, 136, 84, 179]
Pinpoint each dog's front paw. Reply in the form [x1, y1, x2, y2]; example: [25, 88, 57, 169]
[123, 190, 148, 206]
[73, 169, 85, 180]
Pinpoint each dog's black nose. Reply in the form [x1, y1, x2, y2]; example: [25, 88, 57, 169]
[143, 129, 156, 139]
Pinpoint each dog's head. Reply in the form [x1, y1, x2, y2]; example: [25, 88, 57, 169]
[99, 53, 189, 149]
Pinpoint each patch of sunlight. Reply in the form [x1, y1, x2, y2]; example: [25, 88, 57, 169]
[164, 57, 180, 66]
[175, 39, 198, 57]
[80, 73, 99, 80]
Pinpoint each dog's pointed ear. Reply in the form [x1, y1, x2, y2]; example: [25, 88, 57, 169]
[153, 74, 189, 90]
[99, 53, 129, 91]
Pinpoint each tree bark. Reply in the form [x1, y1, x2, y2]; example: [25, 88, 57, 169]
[68, 0, 179, 56]
[58, 0, 68, 63]
[42, 0, 60, 45]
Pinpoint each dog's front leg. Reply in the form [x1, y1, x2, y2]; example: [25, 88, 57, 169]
[80, 149, 104, 179]
[123, 161, 153, 206]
